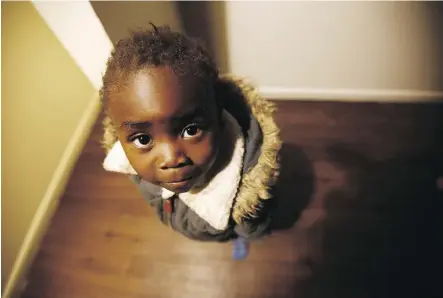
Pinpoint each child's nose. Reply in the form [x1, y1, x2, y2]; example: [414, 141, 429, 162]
[158, 142, 187, 170]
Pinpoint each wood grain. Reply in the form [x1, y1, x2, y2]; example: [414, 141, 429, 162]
[21, 101, 443, 298]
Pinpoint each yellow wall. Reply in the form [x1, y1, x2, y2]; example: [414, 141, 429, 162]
[1, 1, 96, 288]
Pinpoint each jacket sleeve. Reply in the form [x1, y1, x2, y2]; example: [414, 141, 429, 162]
[234, 216, 271, 240]
[233, 197, 273, 240]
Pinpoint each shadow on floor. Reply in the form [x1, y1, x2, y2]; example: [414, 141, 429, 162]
[269, 142, 315, 231]
[291, 144, 443, 298]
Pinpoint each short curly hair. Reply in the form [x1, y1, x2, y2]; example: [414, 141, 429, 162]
[100, 24, 219, 107]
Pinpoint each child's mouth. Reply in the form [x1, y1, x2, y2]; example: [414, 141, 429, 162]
[162, 176, 194, 192]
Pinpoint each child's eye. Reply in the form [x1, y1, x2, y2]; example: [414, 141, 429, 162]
[132, 134, 152, 149]
[182, 124, 203, 139]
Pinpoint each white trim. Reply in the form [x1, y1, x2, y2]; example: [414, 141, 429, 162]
[31, 1, 113, 90]
[259, 86, 443, 102]
[1, 95, 102, 298]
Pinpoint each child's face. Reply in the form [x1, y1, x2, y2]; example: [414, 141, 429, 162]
[108, 66, 220, 193]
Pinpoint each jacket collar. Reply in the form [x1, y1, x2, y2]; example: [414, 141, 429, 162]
[217, 76, 282, 223]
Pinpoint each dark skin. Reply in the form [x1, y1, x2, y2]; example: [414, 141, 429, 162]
[107, 66, 222, 193]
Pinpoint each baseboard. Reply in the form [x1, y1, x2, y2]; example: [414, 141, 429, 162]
[1, 94, 102, 298]
[259, 86, 443, 102]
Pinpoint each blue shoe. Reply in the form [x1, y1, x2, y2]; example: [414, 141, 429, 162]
[232, 237, 249, 260]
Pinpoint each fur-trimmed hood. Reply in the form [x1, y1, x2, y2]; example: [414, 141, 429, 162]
[101, 75, 282, 224]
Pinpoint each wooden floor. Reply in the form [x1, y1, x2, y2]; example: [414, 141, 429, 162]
[22, 101, 443, 298]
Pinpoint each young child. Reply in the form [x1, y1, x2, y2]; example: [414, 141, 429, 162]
[101, 24, 281, 260]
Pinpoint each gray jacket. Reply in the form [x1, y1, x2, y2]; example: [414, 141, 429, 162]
[102, 76, 282, 242]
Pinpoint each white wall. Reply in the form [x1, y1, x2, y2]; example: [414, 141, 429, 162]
[32, 1, 112, 89]
[225, 2, 443, 100]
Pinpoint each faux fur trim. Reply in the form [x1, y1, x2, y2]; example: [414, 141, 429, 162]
[102, 113, 118, 154]
[101, 75, 282, 225]
[219, 76, 282, 224]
